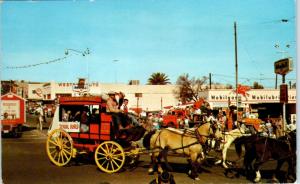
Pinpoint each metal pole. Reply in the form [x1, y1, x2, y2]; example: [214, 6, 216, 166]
[137, 97, 139, 116]
[209, 73, 212, 89]
[234, 22, 239, 125]
[275, 74, 278, 89]
[282, 74, 286, 133]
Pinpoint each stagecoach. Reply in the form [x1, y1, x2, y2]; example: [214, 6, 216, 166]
[46, 96, 141, 173]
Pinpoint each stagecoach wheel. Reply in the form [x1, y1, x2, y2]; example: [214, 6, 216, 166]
[46, 129, 73, 167]
[95, 141, 125, 174]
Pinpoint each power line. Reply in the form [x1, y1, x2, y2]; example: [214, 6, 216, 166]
[3, 48, 90, 70]
[212, 73, 296, 81]
[3, 56, 68, 69]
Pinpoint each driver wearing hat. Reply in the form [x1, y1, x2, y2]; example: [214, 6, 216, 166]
[106, 91, 125, 136]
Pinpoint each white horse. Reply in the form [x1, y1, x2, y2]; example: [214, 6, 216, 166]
[215, 125, 251, 168]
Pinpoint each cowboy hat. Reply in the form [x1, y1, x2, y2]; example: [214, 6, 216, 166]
[107, 91, 116, 95]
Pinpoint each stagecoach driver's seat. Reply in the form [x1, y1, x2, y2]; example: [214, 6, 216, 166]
[106, 91, 125, 136]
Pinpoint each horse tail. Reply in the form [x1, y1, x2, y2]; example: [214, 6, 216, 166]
[143, 130, 156, 150]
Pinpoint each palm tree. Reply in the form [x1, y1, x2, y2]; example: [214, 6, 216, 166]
[147, 72, 171, 85]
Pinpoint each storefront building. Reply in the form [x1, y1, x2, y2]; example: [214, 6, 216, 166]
[199, 89, 296, 120]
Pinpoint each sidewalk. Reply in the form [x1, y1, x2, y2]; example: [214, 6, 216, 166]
[25, 113, 52, 129]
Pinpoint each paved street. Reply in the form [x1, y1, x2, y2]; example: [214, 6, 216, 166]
[1, 114, 291, 184]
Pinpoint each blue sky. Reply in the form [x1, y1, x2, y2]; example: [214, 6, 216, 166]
[1, 0, 297, 87]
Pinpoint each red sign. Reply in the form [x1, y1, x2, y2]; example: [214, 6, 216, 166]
[280, 84, 288, 103]
[59, 96, 102, 105]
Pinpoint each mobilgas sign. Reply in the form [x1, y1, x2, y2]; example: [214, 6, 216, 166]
[274, 57, 293, 75]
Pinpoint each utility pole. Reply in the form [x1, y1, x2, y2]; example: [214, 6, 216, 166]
[275, 74, 278, 89]
[234, 22, 239, 124]
[209, 73, 212, 89]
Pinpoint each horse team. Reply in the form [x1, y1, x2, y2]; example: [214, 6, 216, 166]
[140, 118, 296, 183]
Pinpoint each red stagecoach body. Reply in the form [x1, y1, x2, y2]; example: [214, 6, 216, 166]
[49, 96, 113, 152]
[47, 95, 139, 173]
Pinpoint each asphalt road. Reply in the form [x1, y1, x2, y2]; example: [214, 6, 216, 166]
[1, 114, 292, 184]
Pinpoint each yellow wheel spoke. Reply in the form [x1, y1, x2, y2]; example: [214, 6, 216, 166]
[97, 157, 106, 161]
[110, 161, 115, 171]
[105, 144, 110, 154]
[112, 159, 120, 169]
[62, 149, 71, 156]
[50, 149, 58, 156]
[106, 161, 109, 170]
[97, 152, 107, 157]
[48, 140, 59, 147]
[100, 146, 107, 154]
[57, 151, 61, 163]
[53, 137, 60, 145]
[110, 145, 116, 153]
[62, 149, 69, 160]
[49, 145, 56, 149]
[60, 152, 65, 164]
[112, 157, 123, 162]
[52, 151, 58, 159]
[101, 160, 108, 166]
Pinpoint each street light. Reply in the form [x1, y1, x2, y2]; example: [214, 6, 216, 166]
[65, 48, 91, 82]
[65, 48, 90, 56]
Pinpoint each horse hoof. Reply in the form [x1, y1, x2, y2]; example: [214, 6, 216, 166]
[215, 160, 222, 165]
[195, 177, 200, 181]
[222, 163, 228, 169]
[158, 168, 163, 174]
[148, 168, 154, 175]
[188, 170, 192, 175]
[254, 178, 261, 183]
[271, 177, 279, 183]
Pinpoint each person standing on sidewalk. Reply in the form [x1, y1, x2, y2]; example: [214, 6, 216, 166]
[36, 105, 44, 131]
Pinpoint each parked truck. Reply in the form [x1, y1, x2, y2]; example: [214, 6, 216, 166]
[1, 93, 26, 137]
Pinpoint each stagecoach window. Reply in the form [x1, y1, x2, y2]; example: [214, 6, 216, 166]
[59, 105, 100, 122]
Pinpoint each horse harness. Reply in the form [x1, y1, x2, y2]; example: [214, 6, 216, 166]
[154, 123, 217, 154]
[260, 134, 294, 162]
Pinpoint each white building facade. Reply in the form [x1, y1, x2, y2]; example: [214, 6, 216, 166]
[40, 81, 179, 111]
[27, 81, 296, 119]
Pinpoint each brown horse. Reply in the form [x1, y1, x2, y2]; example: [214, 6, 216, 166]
[143, 122, 223, 180]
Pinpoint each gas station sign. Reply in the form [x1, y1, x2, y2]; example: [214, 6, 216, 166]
[274, 58, 293, 75]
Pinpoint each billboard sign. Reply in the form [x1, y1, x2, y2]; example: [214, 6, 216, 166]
[1, 100, 20, 120]
[274, 57, 293, 75]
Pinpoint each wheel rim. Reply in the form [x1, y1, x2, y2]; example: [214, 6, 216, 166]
[95, 141, 125, 173]
[46, 129, 73, 167]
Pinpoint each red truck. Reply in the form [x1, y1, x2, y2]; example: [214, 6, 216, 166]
[162, 109, 186, 128]
[1, 93, 26, 137]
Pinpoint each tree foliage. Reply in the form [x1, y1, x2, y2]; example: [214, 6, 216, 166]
[173, 74, 208, 103]
[252, 81, 264, 89]
[147, 72, 171, 85]
[1, 81, 14, 95]
[226, 84, 233, 89]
